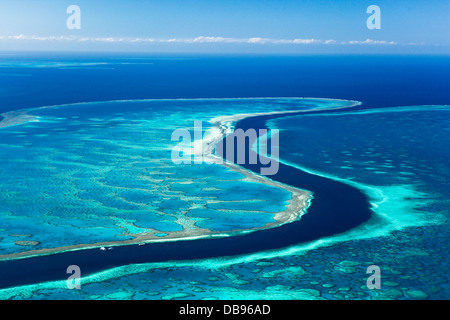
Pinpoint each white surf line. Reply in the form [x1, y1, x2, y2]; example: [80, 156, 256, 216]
[0, 97, 361, 129]
[0, 110, 40, 128]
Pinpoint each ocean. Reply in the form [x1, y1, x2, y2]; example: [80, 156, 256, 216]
[0, 53, 448, 300]
[1, 53, 449, 113]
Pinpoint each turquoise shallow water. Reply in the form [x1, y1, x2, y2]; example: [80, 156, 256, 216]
[0, 98, 350, 256]
[0, 99, 448, 300]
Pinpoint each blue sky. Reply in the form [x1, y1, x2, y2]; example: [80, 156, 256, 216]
[0, 0, 448, 53]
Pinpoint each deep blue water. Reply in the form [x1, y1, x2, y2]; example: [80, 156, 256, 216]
[1, 53, 449, 114]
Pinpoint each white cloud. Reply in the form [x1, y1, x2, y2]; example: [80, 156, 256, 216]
[347, 38, 397, 45]
[191, 36, 237, 43]
[0, 34, 402, 46]
[247, 37, 270, 44]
